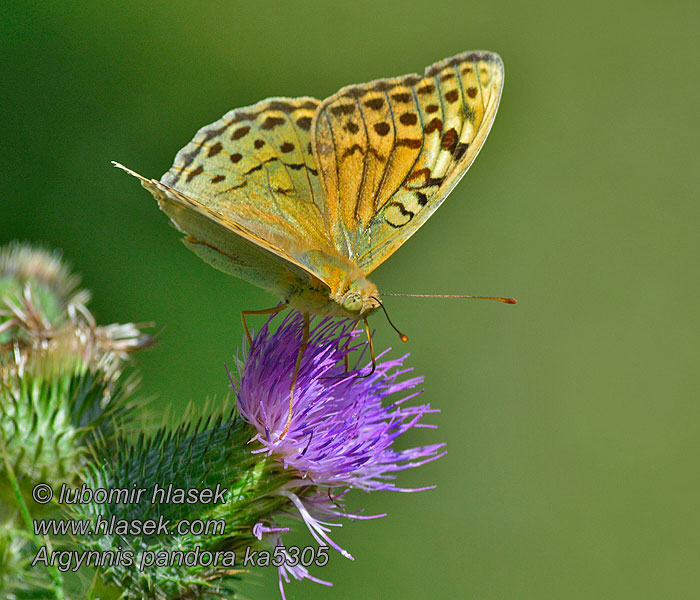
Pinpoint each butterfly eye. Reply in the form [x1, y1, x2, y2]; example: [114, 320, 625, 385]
[342, 293, 363, 314]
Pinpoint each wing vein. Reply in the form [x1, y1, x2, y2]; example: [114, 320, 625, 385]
[284, 111, 318, 208]
[323, 108, 352, 256]
[352, 97, 372, 239]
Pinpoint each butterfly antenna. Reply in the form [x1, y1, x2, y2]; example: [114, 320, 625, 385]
[371, 297, 409, 343]
[383, 293, 517, 304]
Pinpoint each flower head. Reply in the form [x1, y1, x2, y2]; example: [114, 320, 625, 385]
[234, 312, 445, 491]
[231, 311, 445, 598]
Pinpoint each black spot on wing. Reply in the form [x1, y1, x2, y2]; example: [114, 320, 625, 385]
[207, 142, 223, 156]
[374, 122, 391, 136]
[391, 92, 411, 103]
[342, 144, 364, 159]
[285, 162, 318, 175]
[261, 116, 285, 130]
[364, 98, 384, 110]
[232, 126, 250, 140]
[453, 142, 469, 161]
[296, 116, 312, 130]
[330, 104, 355, 116]
[244, 163, 264, 175]
[186, 165, 204, 182]
[385, 201, 415, 228]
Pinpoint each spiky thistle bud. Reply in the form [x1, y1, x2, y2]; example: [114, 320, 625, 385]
[0, 241, 153, 598]
[0, 242, 153, 491]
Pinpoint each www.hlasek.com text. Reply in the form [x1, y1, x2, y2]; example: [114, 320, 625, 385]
[34, 514, 227, 537]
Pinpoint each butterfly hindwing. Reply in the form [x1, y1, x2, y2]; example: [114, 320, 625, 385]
[162, 96, 335, 258]
[312, 51, 504, 274]
[114, 163, 326, 297]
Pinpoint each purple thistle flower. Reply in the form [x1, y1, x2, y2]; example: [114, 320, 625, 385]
[252, 522, 290, 540]
[232, 311, 445, 598]
[234, 312, 446, 490]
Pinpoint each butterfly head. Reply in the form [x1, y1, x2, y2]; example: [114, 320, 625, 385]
[339, 279, 380, 318]
[341, 293, 363, 313]
[337, 281, 409, 343]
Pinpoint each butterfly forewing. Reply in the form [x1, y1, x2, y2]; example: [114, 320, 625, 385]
[313, 79, 422, 258]
[162, 96, 334, 256]
[311, 51, 504, 274]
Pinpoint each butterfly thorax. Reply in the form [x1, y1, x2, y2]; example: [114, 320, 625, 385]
[291, 249, 379, 320]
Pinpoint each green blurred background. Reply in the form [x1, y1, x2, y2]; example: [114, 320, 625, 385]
[2, 1, 698, 598]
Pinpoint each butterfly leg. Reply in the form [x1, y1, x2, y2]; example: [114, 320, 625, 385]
[360, 318, 377, 378]
[341, 332, 351, 372]
[241, 304, 287, 346]
[280, 312, 310, 440]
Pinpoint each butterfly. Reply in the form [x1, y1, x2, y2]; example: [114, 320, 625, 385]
[116, 50, 509, 437]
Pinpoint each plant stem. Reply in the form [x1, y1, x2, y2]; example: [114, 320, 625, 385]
[0, 437, 66, 600]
